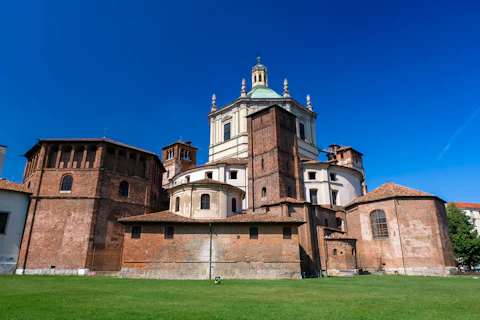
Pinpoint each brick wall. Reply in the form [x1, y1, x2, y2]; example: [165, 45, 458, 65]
[120, 223, 301, 279]
[346, 198, 457, 276]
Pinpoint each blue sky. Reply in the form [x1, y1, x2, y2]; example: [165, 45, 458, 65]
[1, 0, 479, 202]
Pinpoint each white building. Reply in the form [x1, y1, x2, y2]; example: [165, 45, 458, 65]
[450, 202, 480, 236]
[0, 179, 31, 274]
[169, 57, 366, 210]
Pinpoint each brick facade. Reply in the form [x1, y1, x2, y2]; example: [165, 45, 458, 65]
[346, 197, 457, 276]
[16, 139, 165, 274]
[119, 222, 301, 279]
[161, 141, 198, 188]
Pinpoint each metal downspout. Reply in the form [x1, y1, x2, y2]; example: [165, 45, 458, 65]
[209, 222, 213, 280]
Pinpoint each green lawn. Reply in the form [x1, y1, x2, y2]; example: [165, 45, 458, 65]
[0, 275, 479, 320]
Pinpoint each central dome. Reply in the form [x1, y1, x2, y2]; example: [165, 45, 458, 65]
[246, 86, 282, 99]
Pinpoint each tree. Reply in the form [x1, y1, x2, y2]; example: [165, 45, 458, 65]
[446, 203, 480, 268]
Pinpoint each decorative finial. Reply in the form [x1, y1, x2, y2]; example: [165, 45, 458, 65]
[211, 94, 217, 112]
[257, 55, 261, 64]
[306, 94, 312, 111]
[241, 78, 246, 97]
[283, 78, 290, 98]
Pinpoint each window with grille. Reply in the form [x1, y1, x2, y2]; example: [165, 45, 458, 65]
[61, 175, 73, 191]
[119, 181, 129, 197]
[131, 226, 141, 239]
[370, 210, 389, 238]
[201, 194, 210, 209]
[164, 226, 174, 239]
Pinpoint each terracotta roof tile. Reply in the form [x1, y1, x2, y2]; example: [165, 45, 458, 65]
[205, 158, 248, 166]
[261, 197, 308, 206]
[346, 182, 436, 207]
[449, 202, 480, 209]
[119, 210, 304, 224]
[0, 179, 31, 194]
[325, 232, 356, 240]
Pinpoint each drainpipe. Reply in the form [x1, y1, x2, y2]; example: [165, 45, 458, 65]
[324, 237, 329, 277]
[209, 222, 213, 280]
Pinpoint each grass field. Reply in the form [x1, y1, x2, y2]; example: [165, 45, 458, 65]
[1, 275, 479, 320]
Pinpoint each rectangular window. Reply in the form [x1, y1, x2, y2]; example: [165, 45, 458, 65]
[332, 190, 338, 205]
[164, 226, 174, 239]
[308, 172, 316, 180]
[299, 123, 306, 140]
[283, 227, 292, 239]
[330, 173, 336, 181]
[205, 171, 213, 179]
[250, 227, 258, 239]
[310, 189, 318, 205]
[131, 226, 141, 239]
[224, 123, 231, 141]
[0, 212, 8, 234]
[230, 171, 237, 179]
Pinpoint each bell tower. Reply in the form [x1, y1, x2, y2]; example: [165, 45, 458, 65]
[251, 56, 268, 89]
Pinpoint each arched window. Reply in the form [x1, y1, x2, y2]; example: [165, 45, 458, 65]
[283, 227, 292, 239]
[259, 74, 262, 82]
[119, 181, 129, 197]
[232, 198, 237, 212]
[61, 175, 73, 191]
[254, 75, 257, 82]
[201, 194, 210, 210]
[175, 197, 180, 212]
[336, 218, 343, 230]
[370, 210, 389, 238]
[324, 218, 329, 227]
[262, 187, 267, 199]
[333, 249, 337, 256]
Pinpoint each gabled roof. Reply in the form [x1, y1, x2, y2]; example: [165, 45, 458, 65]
[346, 182, 438, 208]
[449, 202, 480, 209]
[119, 210, 304, 224]
[0, 179, 31, 194]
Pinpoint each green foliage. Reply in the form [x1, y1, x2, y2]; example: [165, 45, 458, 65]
[447, 203, 480, 267]
[1, 275, 480, 319]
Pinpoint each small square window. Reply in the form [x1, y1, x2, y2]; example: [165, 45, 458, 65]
[131, 226, 141, 239]
[230, 171, 237, 179]
[330, 173, 336, 181]
[283, 227, 292, 239]
[206, 172, 213, 179]
[308, 172, 316, 180]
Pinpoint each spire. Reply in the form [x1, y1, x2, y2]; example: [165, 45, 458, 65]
[283, 78, 290, 98]
[251, 55, 268, 89]
[241, 78, 247, 97]
[211, 94, 217, 112]
[306, 94, 313, 111]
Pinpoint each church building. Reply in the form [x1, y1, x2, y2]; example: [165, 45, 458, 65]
[14, 57, 457, 278]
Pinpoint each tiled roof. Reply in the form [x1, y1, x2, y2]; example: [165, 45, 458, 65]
[346, 182, 436, 207]
[119, 210, 304, 224]
[319, 205, 345, 212]
[0, 179, 31, 194]
[261, 197, 308, 206]
[325, 232, 356, 240]
[169, 179, 245, 195]
[449, 202, 480, 209]
[162, 140, 199, 150]
[206, 158, 248, 166]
